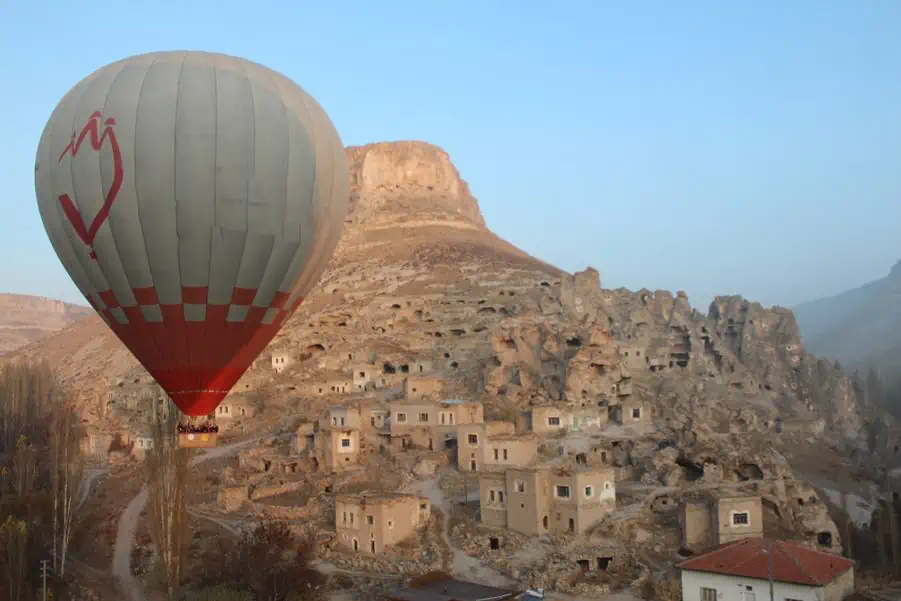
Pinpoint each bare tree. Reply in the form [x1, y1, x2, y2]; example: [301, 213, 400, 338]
[0, 516, 30, 601]
[146, 398, 189, 601]
[48, 401, 84, 577]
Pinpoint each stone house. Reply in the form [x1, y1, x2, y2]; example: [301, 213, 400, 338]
[271, 353, 293, 373]
[215, 400, 255, 420]
[680, 495, 763, 552]
[480, 465, 616, 535]
[361, 402, 389, 431]
[132, 431, 154, 460]
[389, 399, 484, 450]
[335, 492, 431, 554]
[457, 423, 538, 472]
[403, 376, 444, 401]
[81, 432, 114, 461]
[527, 405, 607, 435]
[353, 363, 378, 392]
[608, 399, 650, 425]
[307, 372, 354, 396]
[618, 345, 647, 370]
[678, 538, 854, 601]
[313, 427, 360, 472]
[322, 405, 363, 430]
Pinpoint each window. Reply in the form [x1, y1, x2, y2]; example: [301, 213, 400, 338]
[732, 512, 749, 526]
[341, 438, 351, 448]
[493, 449, 499, 460]
[556, 485, 571, 499]
[490, 490, 496, 502]
[396, 413, 407, 423]
[468, 434, 479, 445]
[548, 417, 561, 426]
[342, 511, 347, 524]
[332, 416, 338, 425]
[359, 371, 365, 377]
[388, 521, 394, 529]
[604, 481, 611, 490]
[631, 407, 641, 419]
[367, 516, 374, 525]
[449, 414, 455, 424]
[498, 491, 505, 503]
[440, 413, 446, 425]
[503, 449, 508, 460]
[516, 480, 525, 493]
[349, 513, 354, 525]
[419, 413, 429, 423]
[700, 587, 717, 601]
[584, 486, 593, 498]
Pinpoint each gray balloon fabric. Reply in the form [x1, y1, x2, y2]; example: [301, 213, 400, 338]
[34, 51, 349, 416]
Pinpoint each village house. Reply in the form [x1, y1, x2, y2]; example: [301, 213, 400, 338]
[389, 399, 484, 450]
[322, 405, 363, 430]
[81, 432, 114, 461]
[271, 352, 293, 373]
[361, 401, 389, 431]
[307, 371, 354, 396]
[457, 422, 538, 472]
[312, 427, 360, 472]
[618, 345, 647, 370]
[608, 399, 650, 425]
[678, 538, 854, 601]
[526, 405, 607, 435]
[680, 495, 763, 552]
[215, 400, 255, 420]
[403, 376, 444, 401]
[353, 363, 379, 392]
[480, 464, 616, 535]
[132, 431, 154, 460]
[335, 492, 431, 554]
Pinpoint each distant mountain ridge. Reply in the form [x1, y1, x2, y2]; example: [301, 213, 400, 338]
[0, 293, 92, 354]
[794, 260, 901, 372]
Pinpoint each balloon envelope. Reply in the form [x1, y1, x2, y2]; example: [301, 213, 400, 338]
[34, 51, 349, 416]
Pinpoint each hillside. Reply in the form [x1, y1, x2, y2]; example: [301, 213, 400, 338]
[7, 140, 876, 458]
[794, 260, 901, 372]
[0, 293, 92, 354]
[11, 139, 887, 598]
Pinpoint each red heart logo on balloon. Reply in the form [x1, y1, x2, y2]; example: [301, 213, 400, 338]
[56, 111, 124, 259]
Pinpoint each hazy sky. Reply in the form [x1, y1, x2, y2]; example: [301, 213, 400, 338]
[2, 1, 899, 310]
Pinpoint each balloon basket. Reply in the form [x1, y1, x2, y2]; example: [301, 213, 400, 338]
[178, 431, 218, 449]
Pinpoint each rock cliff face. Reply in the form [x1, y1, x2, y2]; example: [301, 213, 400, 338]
[345, 141, 485, 227]
[5, 141, 873, 459]
[0, 293, 92, 354]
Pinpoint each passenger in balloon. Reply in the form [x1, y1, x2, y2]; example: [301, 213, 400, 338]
[177, 415, 219, 449]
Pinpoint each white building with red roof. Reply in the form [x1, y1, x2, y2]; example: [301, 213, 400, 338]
[678, 538, 854, 601]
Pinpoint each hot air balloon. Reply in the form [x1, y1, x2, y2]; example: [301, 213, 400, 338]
[34, 51, 350, 438]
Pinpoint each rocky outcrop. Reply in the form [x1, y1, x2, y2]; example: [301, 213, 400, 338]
[0, 293, 92, 354]
[345, 141, 485, 227]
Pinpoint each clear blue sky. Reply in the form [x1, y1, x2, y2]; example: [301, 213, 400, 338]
[2, 1, 899, 310]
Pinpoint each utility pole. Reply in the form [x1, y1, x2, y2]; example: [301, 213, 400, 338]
[767, 540, 775, 601]
[41, 559, 49, 601]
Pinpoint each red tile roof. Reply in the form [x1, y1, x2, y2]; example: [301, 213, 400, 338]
[677, 538, 854, 586]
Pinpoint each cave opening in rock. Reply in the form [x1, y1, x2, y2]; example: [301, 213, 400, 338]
[489, 537, 500, 550]
[676, 457, 704, 481]
[566, 337, 582, 348]
[736, 463, 764, 481]
[817, 531, 833, 547]
[383, 363, 396, 374]
[597, 556, 613, 571]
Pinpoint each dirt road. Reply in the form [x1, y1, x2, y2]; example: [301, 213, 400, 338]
[111, 436, 264, 601]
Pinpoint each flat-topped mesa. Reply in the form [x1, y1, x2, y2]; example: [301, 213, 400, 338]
[344, 141, 486, 227]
